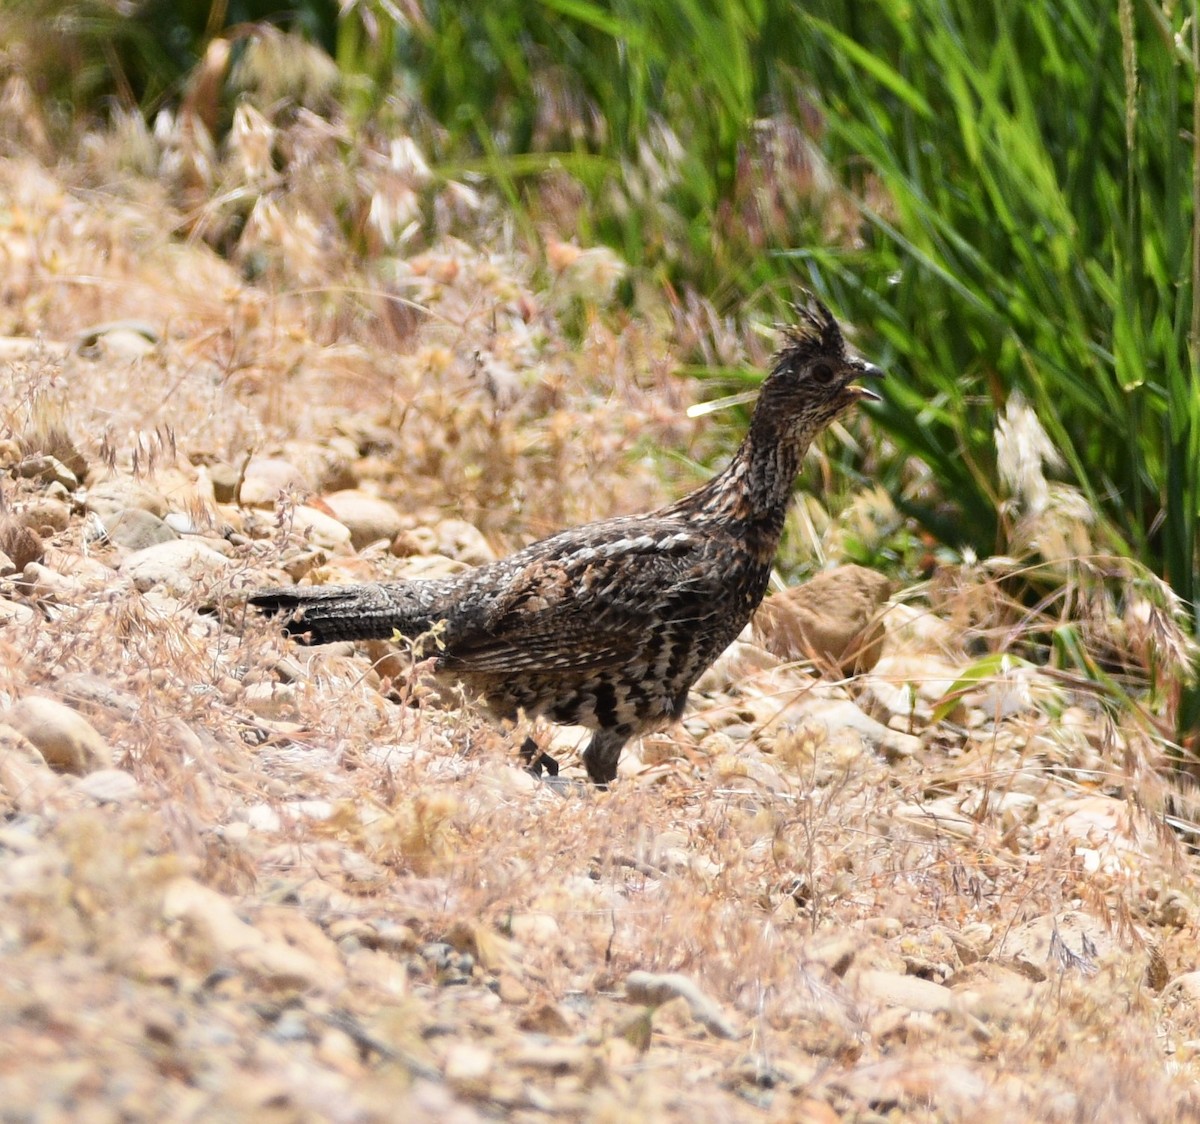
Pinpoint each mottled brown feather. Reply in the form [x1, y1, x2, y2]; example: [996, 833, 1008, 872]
[250, 296, 881, 784]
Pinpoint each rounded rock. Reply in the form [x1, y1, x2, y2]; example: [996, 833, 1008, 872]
[238, 458, 310, 507]
[322, 490, 406, 551]
[3, 696, 113, 775]
[84, 478, 169, 518]
[0, 520, 44, 571]
[120, 538, 231, 595]
[102, 508, 179, 551]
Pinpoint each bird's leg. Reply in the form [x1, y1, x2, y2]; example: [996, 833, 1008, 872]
[519, 735, 559, 778]
[582, 728, 631, 787]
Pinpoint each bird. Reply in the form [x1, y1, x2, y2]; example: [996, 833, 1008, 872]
[250, 295, 882, 786]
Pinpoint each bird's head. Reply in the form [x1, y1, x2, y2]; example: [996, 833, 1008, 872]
[755, 294, 883, 441]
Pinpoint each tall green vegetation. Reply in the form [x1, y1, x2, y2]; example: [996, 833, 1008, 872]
[795, 2, 1199, 610]
[791, 1, 1200, 729]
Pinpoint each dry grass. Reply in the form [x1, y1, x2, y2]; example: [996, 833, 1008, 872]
[1, 114, 1199, 1123]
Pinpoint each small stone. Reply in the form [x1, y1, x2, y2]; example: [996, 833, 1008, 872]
[802, 933, 860, 976]
[101, 508, 179, 550]
[0, 520, 44, 570]
[432, 518, 496, 565]
[73, 768, 141, 804]
[291, 505, 353, 552]
[161, 877, 331, 991]
[345, 947, 408, 997]
[444, 1042, 494, 1096]
[497, 974, 531, 1004]
[625, 970, 740, 1039]
[163, 512, 203, 535]
[754, 565, 892, 674]
[80, 324, 157, 360]
[208, 462, 242, 504]
[0, 597, 35, 626]
[517, 1000, 575, 1036]
[241, 682, 299, 720]
[321, 490, 405, 550]
[854, 969, 954, 1014]
[948, 962, 1039, 1026]
[315, 1027, 366, 1079]
[85, 478, 169, 518]
[996, 910, 1121, 980]
[3, 696, 113, 775]
[509, 912, 561, 946]
[897, 927, 961, 982]
[21, 561, 86, 600]
[15, 499, 70, 533]
[17, 454, 78, 490]
[1161, 972, 1200, 1042]
[120, 537, 230, 595]
[56, 673, 143, 720]
[239, 458, 310, 507]
[0, 722, 62, 808]
[784, 693, 920, 761]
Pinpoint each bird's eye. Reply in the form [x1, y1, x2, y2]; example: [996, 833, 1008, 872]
[811, 363, 835, 384]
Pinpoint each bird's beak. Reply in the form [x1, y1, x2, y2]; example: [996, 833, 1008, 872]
[847, 362, 884, 403]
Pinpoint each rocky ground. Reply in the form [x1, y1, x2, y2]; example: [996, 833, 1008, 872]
[2, 147, 1200, 1122]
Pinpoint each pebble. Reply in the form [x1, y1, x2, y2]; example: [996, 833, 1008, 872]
[431, 518, 496, 565]
[855, 969, 954, 1014]
[120, 538, 231, 595]
[15, 498, 70, 533]
[321, 489, 405, 550]
[241, 682, 299, 721]
[0, 520, 45, 570]
[394, 518, 500, 564]
[3, 696, 113, 775]
[994, 910, 1115, 980]
[161, 877, 336, 991]
[1161, 972, 1200, 1042]
[73, 768, 141, 804]
[101, 508, 179, 550]
[948, 961, 1039, 1026]
[344, 947, 409, 997]
[754, 565, 892, 674]
[21, 560, 86, 600]
[163, 512, 204, 535]
[17, 454, 78, 490]
[789, 694, 920, 760]
[0, 597, 35, 626]
[509, 912, 561, 946]
[207, 462, 241, 504]
[290, 505, 353, 551]
[84, 478, 168, 518]
[78, 324, 157, 360]
[444, 1042, 494, 1096]
[56, 672, 143, 720]
[238, 458, 310, 506]
[0, 722, 63, 809]
[625, 970, 740, 1039]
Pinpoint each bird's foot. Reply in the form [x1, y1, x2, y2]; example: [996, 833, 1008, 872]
[519, 735, 560, 778]
[519, 736, 592, 796]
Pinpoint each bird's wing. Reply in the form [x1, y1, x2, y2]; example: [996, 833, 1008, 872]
[438, 519, 721, 675]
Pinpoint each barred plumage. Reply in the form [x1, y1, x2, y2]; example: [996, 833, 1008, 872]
[250, 296, 882, 785]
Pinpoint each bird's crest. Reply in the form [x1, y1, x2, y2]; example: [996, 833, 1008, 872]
[778, 293, 846, 364]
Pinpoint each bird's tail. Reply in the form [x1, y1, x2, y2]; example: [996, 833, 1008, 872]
[249, 582, 445, 646]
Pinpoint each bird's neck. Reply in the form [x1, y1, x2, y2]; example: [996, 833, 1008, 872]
[672, 415, 810, 554]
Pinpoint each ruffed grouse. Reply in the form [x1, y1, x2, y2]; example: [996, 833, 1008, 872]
[251, 296, 882, 784]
